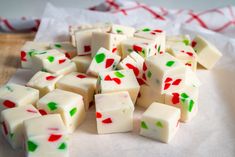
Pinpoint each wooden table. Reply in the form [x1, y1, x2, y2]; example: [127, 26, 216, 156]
[0, 33, 35, 85]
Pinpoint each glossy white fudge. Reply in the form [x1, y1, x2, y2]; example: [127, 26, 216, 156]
[24, 114, 69, 157]
[95, 91, 134, 134]
[191, 35, 222, 69]
[56, 72, 97, 111]
[121, 37, 155, 58]
[87, 47, 121, 76]
[71, 55, 92, 73]
[36, 89, 85, 133]
[50, 42, 77, 59]
[140, 102, 180, 143]
[166, 34, 191, 49]
[0, 83, 39, 112]
[144, 53, 186, 94]
[97, 69, 140, 104]
[134, 28, 166, 54]
[91, 31, 127, 57]
[136, 84, 165, 109]
[27, 71, 63, 97]
[167, 42, 198, 71]
[1, 105, 41, 149]
[165, 85, 199, 122]
[110, 24, 135, 37]
[20, 41, 49, 69]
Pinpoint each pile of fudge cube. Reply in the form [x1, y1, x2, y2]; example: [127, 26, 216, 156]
[0, 23, 222, 156]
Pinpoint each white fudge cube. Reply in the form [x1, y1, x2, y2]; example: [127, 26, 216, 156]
[56, 72, 97, 111]
[87, 47, 121, 76]
[134, 28, 166, 54]
[167, 42, 198, 71]
[110, 24, 135, 37]
[23, 114, 69, 157]
[144, 53, 186, 94]
[0, 83, 39, 112]
[1, 105, 41, 149]
[26, 71, 63, 97]
[191, 35, 222, 69]
[136, 84, 165, 109]
[71, 55, 92, 73]
[140, 102, 180, 143]
[97, 69, 140, 104]
[166, 34, 191, 48]
[95, 91, 134, 134]
[20, 41, 50, 69]
[91, 32, 127, 57]
[121, 37, 155, 58]
[50, 42, 77, 59]
[36, 89, 85, 133]
[165, 85, 199, 122]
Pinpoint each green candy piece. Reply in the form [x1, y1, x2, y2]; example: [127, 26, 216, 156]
[10, 133, 14, 139]
[141, 121, 148, 129]
[27, 140, 38, 152]
[114, 71, 124, 78]
[147, 71, 152, 78]
[156, 121, 163, 128]
[41, 68, 48, 72]
[183, 39, 190, 46]
[47, 56, 55, 63]
[158, 45, 161, 52]
[166, 61, 175, 67]
[69, 108, 77, 117]
[188, 100, 194, 112]
[142, 28, 151, 32]
[127, 49, 133, 53]
[28, 50, 36, 57]
[95, 53, 105, 63]
[58, 142, 67, 150]
[47, 102, 58, 111]
[181, 93, 189, 99]
[54, 43, 62, 48]
[116, 29, 123, 33]
[5, 85, 13, 92]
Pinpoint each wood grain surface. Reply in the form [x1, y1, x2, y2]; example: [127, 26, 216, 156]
[0, 33, 35, 85]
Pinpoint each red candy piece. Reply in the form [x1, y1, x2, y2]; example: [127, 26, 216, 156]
[164, 77, 172, 83]
[164, 83, 171, 90]
[186, 52, 193, 56]
[112, 48, 117, 53]
[102, 118, 112, 124]
[105, 59, 114, 68]
[185, 63, 192, 66]
[133, 45, 142, 52]
[143, 62, 147, 71]
[153, 29, 163, 33]
[84, 45, 91, 52]
[3, 100, 16, 108]
[58, 59, 66, 64]
[172, 93, 180, 104]
[48, 134, 62, 142]
[76, 74, 87, 79]
[137, 78, 145, 85]
[39, 109, 47, 115]
[46, 76, 56, 81]
[96, 112, 102, 118]
[126, 63, 139, 76]
[191, 41, 197, 47]
[65, 52, 71, 59]
[26, 109, 38, 113]
[2, 121, 8, 136]
[104, 75, 112, 81]
[21, 51, 27, 61]
[112, 78, 121, 84]
[137, 92, 141, 98]
[142, 73, 146, 80]
[172, 79, 182, 85]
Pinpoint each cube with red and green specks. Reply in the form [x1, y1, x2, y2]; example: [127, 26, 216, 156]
[164, 85, 199, 122]
[91, 31, 127, 57]
[134, 28, 166, 54]
[166, 34, 191, 48]
[0, 83, 39, 112]
[20, 41, 50, 69]
[120, 37, 155, 59]
[23, 114, 69, 157]
[87, 47, 121, 76]
[110, 24, 135, 37]
[140, 102, 180, 143]
[71, 55, 92, 73]
[167, 42, 198, 71]
[144, 53, 186, 94]
[1, 104, 41, 149]
[36, 89, 85, 133]
[27, 71, 63, 97]
[50, 42, 77, 59]
[97, 69, 140, 104]
[56, 72, 97, 111]
[95, 91, 134, 134]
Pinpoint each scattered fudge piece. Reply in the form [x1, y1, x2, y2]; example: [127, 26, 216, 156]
[165, 85, 199, 122]
[0, 83, 39, 112]
[121, 37, 155, 58]
[20, 41, 50, 69]
[166, 34, 191, 48]
[136, 84, 165, 109]
[87, 47, 121, 76]
[140, 102, 180, 143]
[75, 28, 102, 55]
[56, 72, 97, 111]
[134, 28, 166, 54]
[144, 53, 186, 94]
[0, 105, 41, 149]
[95, 91, 134, 134]
[23, 114, 69, 157]
[110, 24, 135, 37]
[26, 71, 63, 97]
[36, 89, 85, 133]
[91, 31, 127, 57]
[50, 42, 77, 59]
[191, 35, 222, 69]
[167, 42, 198, 71]
[97, 69, 140, 104]
[71, 55, 92, 73]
